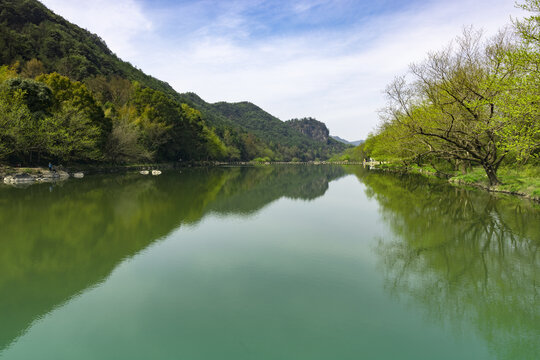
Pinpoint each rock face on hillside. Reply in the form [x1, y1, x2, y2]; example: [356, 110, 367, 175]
[286, 118, 330, 143]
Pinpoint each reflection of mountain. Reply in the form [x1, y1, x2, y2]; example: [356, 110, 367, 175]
[208, 165, 346, 215]
[0, 165, 345, 352]
[351, 168, 540, 360]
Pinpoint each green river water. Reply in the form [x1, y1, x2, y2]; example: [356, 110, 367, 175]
[0, 165, 538, 359]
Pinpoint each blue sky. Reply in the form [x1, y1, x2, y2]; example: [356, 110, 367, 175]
[40, 0, 523, 140]
[139, 0, 432, 40]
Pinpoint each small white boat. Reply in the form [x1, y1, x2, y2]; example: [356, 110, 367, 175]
[151, 170, 162, 176]
[140, 170, 149, 175]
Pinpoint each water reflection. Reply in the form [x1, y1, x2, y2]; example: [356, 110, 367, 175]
[0, 165, 345, 352]
[350, 168, 540, 360]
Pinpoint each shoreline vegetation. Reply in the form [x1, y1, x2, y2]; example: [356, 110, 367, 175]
[2, 161, 538, 203]
[366, 162, 540, 203]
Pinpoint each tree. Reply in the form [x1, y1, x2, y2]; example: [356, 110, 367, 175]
[380, 29, 517, 185]
[105, 105, 150, 163]
[498, 0, 540, 161]
[37, 72, 112, 149]
[21, 58, 46, 78]
[0, 64, 18, 83]
[514, 0, 540, 43]
[0, 88, 33, 161]
[3, 77, 53, 114]
[0, 79, 52, 163]
[45, 104, 102, 162]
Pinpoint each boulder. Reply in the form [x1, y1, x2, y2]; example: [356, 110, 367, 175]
[3, 173, 34, 184]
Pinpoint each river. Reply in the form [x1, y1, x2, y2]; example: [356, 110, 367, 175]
[0, 165, 538, 359]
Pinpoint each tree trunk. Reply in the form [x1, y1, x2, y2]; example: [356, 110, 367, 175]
[482, 163, 500, 186]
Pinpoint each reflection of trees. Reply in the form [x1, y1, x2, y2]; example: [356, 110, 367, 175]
[208, 165, 346, 215]
[354, 169, 540, 360]
[0, 165, 345, 351]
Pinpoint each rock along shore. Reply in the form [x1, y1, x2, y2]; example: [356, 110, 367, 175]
[2, 170, 70, 185]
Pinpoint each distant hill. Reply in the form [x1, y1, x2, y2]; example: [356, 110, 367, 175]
[331, 136, 364, 147]
[174, 93, 348, 160]
[201, 100, 349, 160]
[0, 0, 347, 162]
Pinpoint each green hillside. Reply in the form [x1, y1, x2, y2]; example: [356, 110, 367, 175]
[0, 0, 175, 95]
[0, 0, 347, 164]
[208, 102, 349, 161]
[175, 93, 349, 161]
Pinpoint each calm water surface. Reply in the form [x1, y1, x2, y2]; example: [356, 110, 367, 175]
[0, 165, 538, 359]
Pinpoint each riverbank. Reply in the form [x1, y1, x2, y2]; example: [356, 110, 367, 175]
[371, 163, 540, 203]
[2, 162, 538, 203]
[1, 161, 368, 186]
[1, 161, 364, 183]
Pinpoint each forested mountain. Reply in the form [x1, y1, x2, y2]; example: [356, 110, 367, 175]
[331, 136, 364, 146]
[0, 0, 347, 164]
[208, 102, 348, 160]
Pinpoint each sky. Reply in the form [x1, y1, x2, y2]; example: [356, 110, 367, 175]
[39, 0, 524, 141]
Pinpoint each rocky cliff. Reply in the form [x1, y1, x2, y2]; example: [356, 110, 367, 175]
[286, 117, 330, 143]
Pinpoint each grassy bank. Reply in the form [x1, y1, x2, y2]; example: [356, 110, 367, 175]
[450, 166, 540, 200]
[374, 163, 540, 202]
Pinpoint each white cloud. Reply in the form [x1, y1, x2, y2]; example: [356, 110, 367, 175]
[38, 0, 525, 140]
[144, 0, 523, 140]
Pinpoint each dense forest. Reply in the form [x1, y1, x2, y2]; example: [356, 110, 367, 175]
[359, 0, 540, 186]
[175, 94, 349, 162]
[0, 0, 348, 165]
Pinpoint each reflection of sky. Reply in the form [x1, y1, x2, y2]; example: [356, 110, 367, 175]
[41, 0, 523, 140]
[0, 176, 494, 360]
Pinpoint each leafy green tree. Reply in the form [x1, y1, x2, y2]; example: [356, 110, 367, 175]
[0, 79, 52, 163]
[0, 88, 33, 161]
[37, 72, 111, 149]
[3, 77, 53, 114]
[514, 0, 540, 42]
[105, 105, 150, 163]
[21, 58, 45, 78]
[45, 104, 102, 162]
[0, 64, 18, 83]
[496, 0, 540, 161]
[84, 75, 133, 106]
[379, 29, 517, 185]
